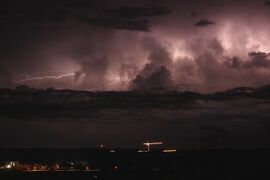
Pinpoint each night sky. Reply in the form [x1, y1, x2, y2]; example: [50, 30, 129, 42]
[1, 0, 270, 148]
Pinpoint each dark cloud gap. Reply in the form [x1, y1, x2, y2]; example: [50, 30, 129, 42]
[194, 18, 216, 27]
[265, 1, 270, 6]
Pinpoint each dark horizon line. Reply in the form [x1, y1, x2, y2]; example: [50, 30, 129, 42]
[3, 83, 269, 95]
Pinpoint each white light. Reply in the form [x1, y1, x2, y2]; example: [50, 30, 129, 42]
[163, 149, 177, 153]
[138, 150, 148, 153]
[5, 164, 11, 169]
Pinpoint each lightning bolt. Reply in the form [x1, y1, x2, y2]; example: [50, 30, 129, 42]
[16, 73, 75, 83]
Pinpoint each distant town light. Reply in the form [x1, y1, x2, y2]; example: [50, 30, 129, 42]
[163, 149, 177, 153]
[138, 150, 148, 153]
[5, 164, 12, 169]
[5, 161, 17, 169]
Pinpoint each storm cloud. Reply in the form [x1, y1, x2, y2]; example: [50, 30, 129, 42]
[131, 38, 174, 90]
[1, 0, 270, 93]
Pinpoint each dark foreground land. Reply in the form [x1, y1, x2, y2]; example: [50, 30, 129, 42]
[0, 149, 270, 179]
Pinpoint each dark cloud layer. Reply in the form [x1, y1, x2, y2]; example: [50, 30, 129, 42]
[225, 52, 270, 69]
[0, 0, 170, 31]
[1, 86, 270, 148]
[100, 6, 170, 19]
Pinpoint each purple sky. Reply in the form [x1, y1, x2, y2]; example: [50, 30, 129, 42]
[1, 0, 270, 92]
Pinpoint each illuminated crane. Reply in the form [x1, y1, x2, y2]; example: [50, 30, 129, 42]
[143, 142, 163, 152]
